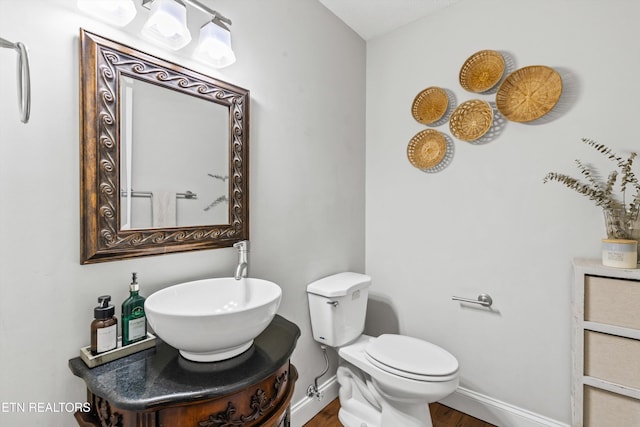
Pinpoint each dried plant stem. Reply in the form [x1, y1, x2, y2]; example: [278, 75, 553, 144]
[543, 138, 640, 233]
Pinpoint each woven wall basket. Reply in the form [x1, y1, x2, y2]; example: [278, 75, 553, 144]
[459, 50, 505, 93]
[407, 129, 448, 170]
[449, 99, 493, 142]
[411, 86, 449, 125]
[496, 65, 562, 122]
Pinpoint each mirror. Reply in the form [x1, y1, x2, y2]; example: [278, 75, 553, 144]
[119, 76, 229, 229]
[80, 29, 249, 264]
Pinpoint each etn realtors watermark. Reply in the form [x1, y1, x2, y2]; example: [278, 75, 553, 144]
[1, 401, 91, 413]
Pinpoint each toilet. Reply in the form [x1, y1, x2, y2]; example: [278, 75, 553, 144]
[307, 272, 459, 427]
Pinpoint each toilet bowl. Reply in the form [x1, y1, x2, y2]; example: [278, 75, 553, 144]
[307, 272, 459, 427]
[338, 335, 458, 427]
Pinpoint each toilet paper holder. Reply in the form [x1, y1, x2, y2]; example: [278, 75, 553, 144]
[452, 293, 493, 307]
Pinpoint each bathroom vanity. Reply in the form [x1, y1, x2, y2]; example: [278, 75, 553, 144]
[572, 258, 640, 426]
[69, 315, 299, 427]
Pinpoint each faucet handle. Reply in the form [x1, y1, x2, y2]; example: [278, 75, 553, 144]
[233, 240, 249, 251]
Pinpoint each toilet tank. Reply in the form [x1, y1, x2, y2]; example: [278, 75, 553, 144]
[307, 272, 371, 347]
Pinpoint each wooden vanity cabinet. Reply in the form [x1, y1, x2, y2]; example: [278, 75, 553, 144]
[74, 362, 297, 427]
[573, 259, 640, 426]
[69, 315, 300, 427]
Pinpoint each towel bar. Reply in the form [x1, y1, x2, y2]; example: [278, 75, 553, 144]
[120, 190, 198, 199]
[0, 36, 30, 123]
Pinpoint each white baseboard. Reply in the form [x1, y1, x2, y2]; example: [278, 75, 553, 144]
[290, 375, 339, 427]
[290, 378, 569, 427]
[440, 387, 570, 427]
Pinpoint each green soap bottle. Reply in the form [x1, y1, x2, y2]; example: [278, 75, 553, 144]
[122, 272, 147, 346]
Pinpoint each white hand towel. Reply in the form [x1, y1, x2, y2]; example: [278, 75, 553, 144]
[152, 191, 176, 228]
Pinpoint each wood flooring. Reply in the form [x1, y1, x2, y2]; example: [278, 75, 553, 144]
[303, 398, 496, 427]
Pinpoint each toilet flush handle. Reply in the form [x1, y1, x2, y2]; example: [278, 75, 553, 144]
[326, 301, 339, 307]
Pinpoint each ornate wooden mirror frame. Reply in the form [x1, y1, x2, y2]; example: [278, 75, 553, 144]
[79, 29, 249, 264]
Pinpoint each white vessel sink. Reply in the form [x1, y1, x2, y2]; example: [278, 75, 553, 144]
[145, 277, 282, 362]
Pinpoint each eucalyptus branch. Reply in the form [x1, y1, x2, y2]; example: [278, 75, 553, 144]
[544, 138, 640, 223]
[629, 191, 640, 220]
[575, 160, 599, 189]
[581, 138, 624, 163]
[603, 171, 618, 208]
[204, 195, 228, 212]
[620, 152, 638, 194]
[542, 172, 613, 208]
[208, 173, 229, 182]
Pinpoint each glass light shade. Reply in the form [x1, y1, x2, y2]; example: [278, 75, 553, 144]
[77, 0, 137, 27]
[141, 0, 191, 50]
[195, 21, 236, 68]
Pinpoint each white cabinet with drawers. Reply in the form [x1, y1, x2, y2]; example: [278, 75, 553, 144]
[573, 258, 640, 426]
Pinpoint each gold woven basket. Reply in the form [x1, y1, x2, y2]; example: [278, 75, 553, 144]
[407, 129, 448, 170]
[411, 87, 449, 125]
[449, 99, 493, 142]
[496, 65, 562, 122]
[459, 50, 505, 93]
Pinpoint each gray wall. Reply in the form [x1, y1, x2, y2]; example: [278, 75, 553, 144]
[0, 0, 365, 425]
[365, 0, 640, 424]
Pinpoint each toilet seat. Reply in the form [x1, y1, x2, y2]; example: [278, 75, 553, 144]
[364, 334, 458, 382]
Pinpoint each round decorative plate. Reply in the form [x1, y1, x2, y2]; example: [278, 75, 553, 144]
[495, 65, 562, 122]
[407, 129, 448, 170]
[459, 50, 505, 93]
[411, 86, 449, 125]
[449, 99, 493, 142]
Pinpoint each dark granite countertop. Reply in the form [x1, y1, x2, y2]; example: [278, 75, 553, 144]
[69, 315, 300, 411]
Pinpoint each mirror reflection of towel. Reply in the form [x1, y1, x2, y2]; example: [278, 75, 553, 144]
[152, 191, 176, 227]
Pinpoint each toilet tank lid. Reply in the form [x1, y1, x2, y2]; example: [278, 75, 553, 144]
[307, 272, 372, 297]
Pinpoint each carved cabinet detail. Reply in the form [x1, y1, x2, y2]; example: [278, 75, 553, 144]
[75, 362, 297, 427]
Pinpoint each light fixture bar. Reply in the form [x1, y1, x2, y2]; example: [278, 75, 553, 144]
[182, 0, 232, 26]
[142, 0, 231, 26]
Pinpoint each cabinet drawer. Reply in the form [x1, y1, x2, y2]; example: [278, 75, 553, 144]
[585, 276, 640, 329]
[585, 331, 640, 388]
[584, 386, 640, 427]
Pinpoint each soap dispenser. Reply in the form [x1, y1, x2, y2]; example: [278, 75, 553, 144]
[122, 272, 147, 346]
[90, 295, 118, 355]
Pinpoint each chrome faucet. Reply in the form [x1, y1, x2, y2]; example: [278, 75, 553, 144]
[233, 240, 249, 280]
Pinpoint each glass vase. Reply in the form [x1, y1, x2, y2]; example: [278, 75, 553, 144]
[603, 208, 629, 239]
[629, 211, 640, 263]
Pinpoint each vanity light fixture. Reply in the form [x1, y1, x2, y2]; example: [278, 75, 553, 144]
[194, 17, 236, 68]
[141, 0, 191, 50]
[77, 0, 138, 27]
[77, 0, 236, 66]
